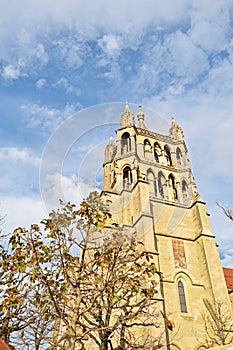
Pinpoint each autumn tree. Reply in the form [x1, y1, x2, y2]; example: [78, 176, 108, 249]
[0, 192, 164, 350]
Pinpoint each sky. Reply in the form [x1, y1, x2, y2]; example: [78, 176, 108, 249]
[0, 0, 232, 266]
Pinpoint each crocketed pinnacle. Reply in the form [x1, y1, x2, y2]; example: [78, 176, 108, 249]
[120, 101, 135, 128]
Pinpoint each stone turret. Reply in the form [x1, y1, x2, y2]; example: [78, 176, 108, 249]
[104, 134, 116, 163]
[137, 105, 148, 130]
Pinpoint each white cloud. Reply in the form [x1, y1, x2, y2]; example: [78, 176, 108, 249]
[33, 43, 48, 64]
[0, 0, 232, 92]
[53, 77, 80, 95]
[1, 195, 46, 234]
[189, 0, 231, 53]
[164, 31, 209, 78]
[0, 147, 41, 199]
[221, 250, 233, 268]
[51, 37, 85, 69]
[20, 101, 82, 131]
[98, 34, 122, 57]
[1, 26, 49, 80]
[35, 78, 46, 88]
[0, 147, 40, 166]
[0, 0, 189, 39]
[2, 64, 21, 80]
[131, 29, 210, 96]
[202, 59, 233, 96]
[40, 172, 95, 212]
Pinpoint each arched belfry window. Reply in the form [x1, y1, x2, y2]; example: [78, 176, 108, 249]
[154, 142, 162, 163]
[176, 147, 184, 167]
[158, 171, 166, 198]
[123, 166, 132, 189]
[147, 169, 157, 196]
[164, 145, 172, 166]
[182, 180, 189, 204]
[121, 132, 131, 154]
[168, 173, 177, 200]
[144, 139, 152, 158]
[178, 281, 187, 313]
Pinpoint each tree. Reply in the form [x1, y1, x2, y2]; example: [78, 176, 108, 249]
[201, 299, 233, 348]
[217, 202, 233, 222]
[0, 192, 164, 349]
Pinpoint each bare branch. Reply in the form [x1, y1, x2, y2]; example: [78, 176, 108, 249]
[217, 202, 233, 221]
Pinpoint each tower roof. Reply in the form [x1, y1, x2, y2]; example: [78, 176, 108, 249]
[137, 105, 148, 130]
[223, 267, 233, 290]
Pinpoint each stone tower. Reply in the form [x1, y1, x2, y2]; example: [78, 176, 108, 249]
[101, 103, 232, 350]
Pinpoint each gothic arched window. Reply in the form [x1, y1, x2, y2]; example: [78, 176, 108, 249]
[147, 169, 157, 196]
[178, 281, 187, 313]
[182, 180, 189, 204]
[158, 171, 166, 198]
[121, 132, 131, 154]
[176, 147, 184, 167]
[154, 142, 162, 163]
[164, 145, 172, 166]
[123, 166, 132, 189]
[168, 173, 177, 200]
[144, 139, 152, 158]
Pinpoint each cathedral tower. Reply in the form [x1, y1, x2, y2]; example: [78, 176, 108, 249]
[101, 103, 232, 350]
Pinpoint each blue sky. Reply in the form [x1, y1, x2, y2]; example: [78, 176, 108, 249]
[0, 0, 232, 266]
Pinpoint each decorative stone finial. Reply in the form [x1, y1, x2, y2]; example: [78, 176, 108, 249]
[125, 101, 130, 113]
[108, 133, 114, 146]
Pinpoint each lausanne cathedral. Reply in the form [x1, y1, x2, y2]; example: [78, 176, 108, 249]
[101, 103, 233, 350]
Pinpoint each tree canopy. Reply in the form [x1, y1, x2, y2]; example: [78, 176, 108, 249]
[0, 192, 164, 350]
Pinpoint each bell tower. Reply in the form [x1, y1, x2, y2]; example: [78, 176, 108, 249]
[102, 103, 232, 349]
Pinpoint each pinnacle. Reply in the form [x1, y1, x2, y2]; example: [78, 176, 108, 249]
[124, 101, 130, 113]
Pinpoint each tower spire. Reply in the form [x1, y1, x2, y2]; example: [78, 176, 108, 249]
[137, 105, 148, 130]
[120, 101, 135, 128]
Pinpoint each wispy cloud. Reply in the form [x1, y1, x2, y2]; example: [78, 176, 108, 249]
[20, 101, 82, 131]
[53, 77, 80, 95]
[0, 147, 40, 166]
